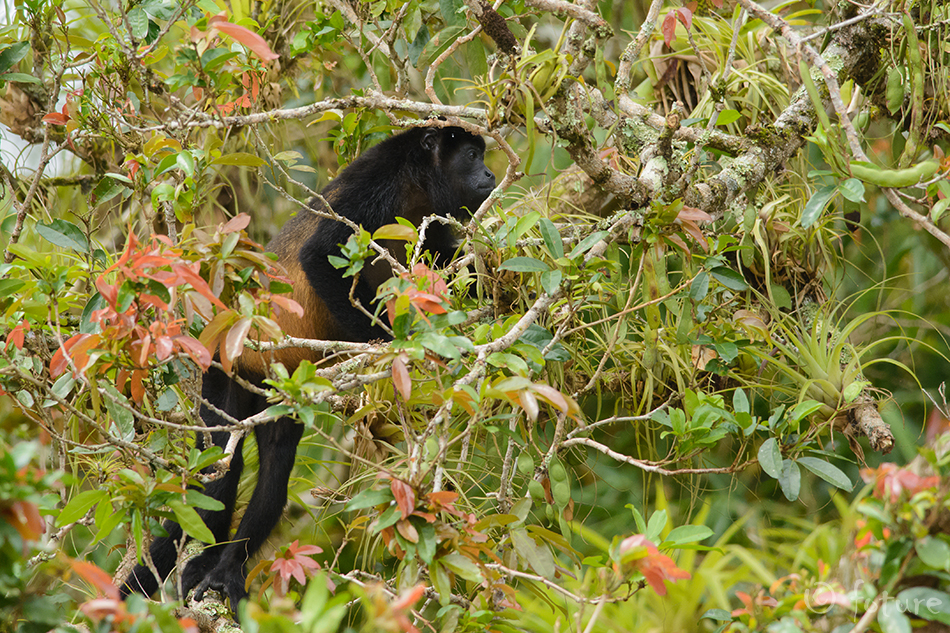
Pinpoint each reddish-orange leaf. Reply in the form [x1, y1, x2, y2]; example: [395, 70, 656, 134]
[5, 320, 30, 351]
[130, 369, 145, 403]
[71, 559, 120, 599]
[42, 112, 69, 125]
[427, 490, 459, 508]
[391, 479, 416, 520]
[1, 500, 45, 541]
[392, 356, 411, 400]
[211, 20, 279, 61]
[172, 263, 227, 309]
[392, 583, 427, 610]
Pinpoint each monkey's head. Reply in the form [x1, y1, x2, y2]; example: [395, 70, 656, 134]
[418, 127, 496, 220]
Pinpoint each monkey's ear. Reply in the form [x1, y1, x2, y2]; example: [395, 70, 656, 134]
[421, 128, 441, 152]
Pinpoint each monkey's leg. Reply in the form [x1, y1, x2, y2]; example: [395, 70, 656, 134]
[191, 417, 304, 611]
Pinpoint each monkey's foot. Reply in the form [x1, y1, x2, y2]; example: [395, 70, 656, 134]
[191, 563, 248, 617]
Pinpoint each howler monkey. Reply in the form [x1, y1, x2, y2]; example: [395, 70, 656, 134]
[120, 126, 495, 611]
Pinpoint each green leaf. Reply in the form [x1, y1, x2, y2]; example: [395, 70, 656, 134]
[0, 42, 29, 75]
[716, 109, 741, 126]
[797, 456, 852, 490]
[878, 599, 912, 633]
[498, 256, 550, 273]
[212, 152, 266, 167]
[346, 487, 392, 511]
[185, 489, 226, 512]
[800, 184, 837, 228]
[510, 529, 554, 579]
[646, 509, 668, 542]
[933, 197, 950, 222]
[0, 278, 25, 297]
[569, 230, 608, 258]
[36, 219, 89, 252]
[664, 525, 713, 545]
[440, 551, 485, 582]
[701, 609, 732, 622]
[540, 269, 562, 295]
[0, 72, 41, 84]
[127, 7, 149, 39]
[92, 176, 127, 205]
[779, 459, 801, 501]
[710, 267, 749, 291]
[58, 489, 108, 525]
[538, 218, 563, 258]
[758, 438, 782, 479]
[167, 500, 214, 543]
[690, 271, 709, 300]
[839, 178, 866, 202]
[895, 588, 950, 624]
[915, 536, 950, 571]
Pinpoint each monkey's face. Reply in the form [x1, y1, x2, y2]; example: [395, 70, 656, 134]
[446, 139, 495, 218]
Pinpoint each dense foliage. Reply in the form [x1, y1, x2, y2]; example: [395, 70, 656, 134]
[1, 0, 949, 632]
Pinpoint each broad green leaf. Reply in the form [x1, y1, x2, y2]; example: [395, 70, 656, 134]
[510, 529, 554, 579]
[758, 438, 782, 479]
[58, 489, 108, 525]
[440, 551, 484, 582]
[895, 588, 950, 624]
[838, 178, 866, 202]
[538, 217, 563, 258]
[212, 152, 266, 167]
[716, 109, 741, 125]
[915, 536, 950, 571]
[664, 525, 713, 545]
[498, 256, 550, 273]
[779, 459, 801, 501]
[346, 488, 392, 511]
[710, 267, 749, 291]
[37, 219, 89, 252]
[168, 500, 214, 543]
[800, 184, 837, 228]
[0, 42, 29, 74]
[878, 599, 912, 633]
[797, 456, 852, 490]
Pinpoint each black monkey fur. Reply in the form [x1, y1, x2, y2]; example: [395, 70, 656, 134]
[120, 126, 495, 612]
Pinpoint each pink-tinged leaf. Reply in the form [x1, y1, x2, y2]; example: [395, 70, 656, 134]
[391, 479, 416, 520]
[220, 213, 251, 234]
[392, 356, 412, 400]
[530, 383, 570, 414]
[224, 317, 252, 361]
[396, 519, 419, 543]
[676, 7, 693, 30]
[155, 335, 173, 360]
[676, 206, 713, 223]
[518, 389, 539, 421]
[211, 21, 279, 61]
[174, 336, 212, 371]
[811, 588, 851, 608]
[270, 294, 304, 317]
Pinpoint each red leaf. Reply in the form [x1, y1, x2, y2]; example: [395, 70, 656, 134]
[5, 320, 30, 351]
[211, 20, 279, 61]
[661, 12, 678, 47]
[392, 356, 412, 400]
[391, 479, 416, 520]
[42, 112, 69, 126]
[172, 263, 227, 309]
[130, 369, 145, 403]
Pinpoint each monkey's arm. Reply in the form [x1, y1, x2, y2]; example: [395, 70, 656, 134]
[300, 234, 392, 342]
